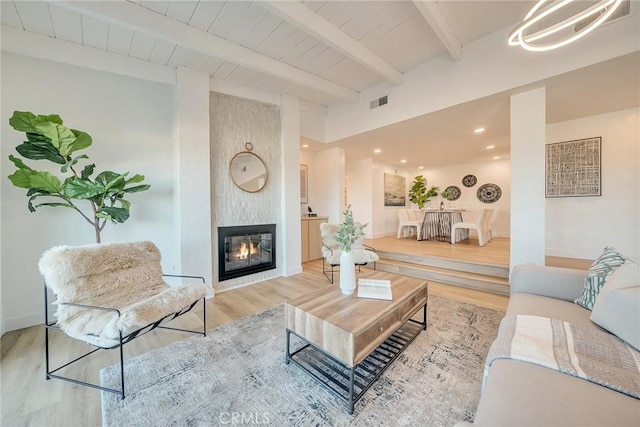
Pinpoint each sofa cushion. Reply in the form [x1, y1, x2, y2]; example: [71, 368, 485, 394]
[474, 360, 640, 426]
[575, 246, 626, 310]
[507, 294, 603, 330]
[590, 260, 640, 351]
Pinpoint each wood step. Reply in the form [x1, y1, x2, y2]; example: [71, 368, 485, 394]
[375, 250, 509, 278]
[375, 258, 510, 296]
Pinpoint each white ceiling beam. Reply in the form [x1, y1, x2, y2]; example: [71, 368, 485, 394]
[57, 1, 359, 101]
[263, 1, 404, 86]
[413, 1, 462, 62]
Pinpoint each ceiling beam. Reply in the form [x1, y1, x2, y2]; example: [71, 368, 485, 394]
[413, 1, 462, 62]
[263, 1, 404, 86]
[57, 1, 359, 101]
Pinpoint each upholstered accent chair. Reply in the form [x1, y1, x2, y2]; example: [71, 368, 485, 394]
[320, 223, 379, 283]
[39, 241, 209, 398]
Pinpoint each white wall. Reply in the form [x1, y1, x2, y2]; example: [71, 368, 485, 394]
[546, 108, 640, 261]
[300, 150, 320, 217]
[423, 160, 511, 238]
[314, 147, 345, 224]
[1, 52, 178, 332]
[346, 159, 374, 236]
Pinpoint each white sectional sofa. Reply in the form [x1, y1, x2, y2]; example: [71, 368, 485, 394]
[469, 262, 640, 426]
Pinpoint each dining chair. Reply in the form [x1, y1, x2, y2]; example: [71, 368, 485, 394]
[397, 209, 422, 239]
[482, 208, 495, 243]
[451, 209, 492, 246]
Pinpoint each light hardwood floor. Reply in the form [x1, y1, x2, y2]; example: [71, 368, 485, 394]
[0, 258, 518, 426]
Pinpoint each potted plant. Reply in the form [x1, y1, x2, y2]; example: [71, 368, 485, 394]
[408, 175, 439, 209]
[6, 111, 150, 243]
[334, 205, 367, 295]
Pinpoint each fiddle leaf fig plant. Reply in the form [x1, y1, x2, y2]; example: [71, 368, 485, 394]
[408, 175, 439, 209]
[7, 111, 150, 243]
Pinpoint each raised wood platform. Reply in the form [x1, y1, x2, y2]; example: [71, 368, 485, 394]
[363, 235, 592, 296]
[365, 236, 510, 295]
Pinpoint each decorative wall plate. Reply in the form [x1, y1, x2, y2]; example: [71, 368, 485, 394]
[443, 185, 461, 201]
[462, 174, 477, 187]
[477, 183, 502, 203]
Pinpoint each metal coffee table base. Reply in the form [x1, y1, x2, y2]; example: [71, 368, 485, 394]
[285, 304, 427, 415]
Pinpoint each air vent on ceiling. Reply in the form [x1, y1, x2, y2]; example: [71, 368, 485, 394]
[370, 95, 388, 109]
[574, 0, 630, 32]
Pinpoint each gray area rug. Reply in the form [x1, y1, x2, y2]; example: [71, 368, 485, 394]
[101, 295, 504, 426]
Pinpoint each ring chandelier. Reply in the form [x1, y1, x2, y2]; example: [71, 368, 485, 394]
[509, 0, 623, 51]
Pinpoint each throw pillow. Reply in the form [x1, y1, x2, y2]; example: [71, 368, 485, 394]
[574, 246, 626, 310]
[590, 260, 640, 351]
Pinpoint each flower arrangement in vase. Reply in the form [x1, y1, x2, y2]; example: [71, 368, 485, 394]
[334, 205, 367, 295]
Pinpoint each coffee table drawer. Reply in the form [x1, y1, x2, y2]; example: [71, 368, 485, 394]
[353, 308, 399, 362]
[397, 287, 428, 322]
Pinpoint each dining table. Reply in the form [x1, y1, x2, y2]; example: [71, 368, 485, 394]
[419, 209, 469, 243]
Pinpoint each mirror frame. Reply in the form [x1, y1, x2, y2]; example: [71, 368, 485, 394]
[229, 143, 268, 193]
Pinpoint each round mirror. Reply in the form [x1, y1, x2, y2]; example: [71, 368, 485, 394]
[230, 147, 268, 193]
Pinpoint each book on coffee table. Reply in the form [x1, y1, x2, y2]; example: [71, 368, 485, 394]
[357, 278, 393, 300]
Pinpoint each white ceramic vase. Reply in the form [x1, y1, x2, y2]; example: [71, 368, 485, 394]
[340, 250, 356, 295]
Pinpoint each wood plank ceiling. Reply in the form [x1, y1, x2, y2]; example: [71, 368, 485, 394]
[0, 1, 534, 107]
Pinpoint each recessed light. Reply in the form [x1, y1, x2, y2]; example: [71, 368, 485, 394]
[493, 156, 501, 160]
[302, 144, 309, 148]
[486, 145, 495, 149]
[400, 159, 407, 163]
[474, 127, 485, 133]
[374, 149, 381, 153]
[418, 166, 424, 170]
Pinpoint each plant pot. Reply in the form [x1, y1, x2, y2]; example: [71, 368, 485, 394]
[340, 250, 356, 295]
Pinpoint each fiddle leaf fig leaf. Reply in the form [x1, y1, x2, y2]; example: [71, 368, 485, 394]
[81, 163, 95, 179]
[97, 206, 129, 223]
[68, 129, 92, 153]
[123, 184, 150, 194]
[29, 172, 62, 194]
[16, 140, 66, 164]
[8, 154, 33, 171]
[32, 114, 63, 126]
[8, 169, 34, 188]
[64, 178, 105, 199]
[125, 174, 145, 184]
[35, 122, 76, 155]
[9, 111, 37, 132]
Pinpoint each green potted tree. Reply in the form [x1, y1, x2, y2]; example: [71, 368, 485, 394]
[408, 175, 439, 209]
[6, 111, 150, 243]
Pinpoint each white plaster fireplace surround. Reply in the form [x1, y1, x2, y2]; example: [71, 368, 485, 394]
[210, 92, 282, 292]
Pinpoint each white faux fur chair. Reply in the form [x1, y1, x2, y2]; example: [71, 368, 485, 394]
[39, 241, 209, 399]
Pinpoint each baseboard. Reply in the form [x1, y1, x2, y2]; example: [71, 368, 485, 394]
[5, 311, 43, 333]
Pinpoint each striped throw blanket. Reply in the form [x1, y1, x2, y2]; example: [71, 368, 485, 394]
[484, 315, 640, 399]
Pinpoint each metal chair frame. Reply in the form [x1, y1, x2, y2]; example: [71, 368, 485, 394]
[44, 274, 207, 399]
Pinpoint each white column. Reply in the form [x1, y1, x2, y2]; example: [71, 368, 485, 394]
[510, 88, 546, 272]
[280, 94, 302, 276]
[176, 67, 213, 292]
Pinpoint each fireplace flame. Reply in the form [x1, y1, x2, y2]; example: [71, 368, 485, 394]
[238, 241, 258, 260]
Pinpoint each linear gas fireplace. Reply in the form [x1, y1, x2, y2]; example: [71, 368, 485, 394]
[218, 224, 276, 281]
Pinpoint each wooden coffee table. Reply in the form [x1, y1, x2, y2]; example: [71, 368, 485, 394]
[284, 271, 428, 414]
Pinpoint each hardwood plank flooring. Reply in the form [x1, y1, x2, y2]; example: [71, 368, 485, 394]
[2, 244, 585, 426]
[368, 236, 510, 267]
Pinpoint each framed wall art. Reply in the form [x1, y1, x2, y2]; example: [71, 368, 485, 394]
[383, 173, 406, 206]
[300, 164, 308, 204]
[546, 137, 601, 198]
